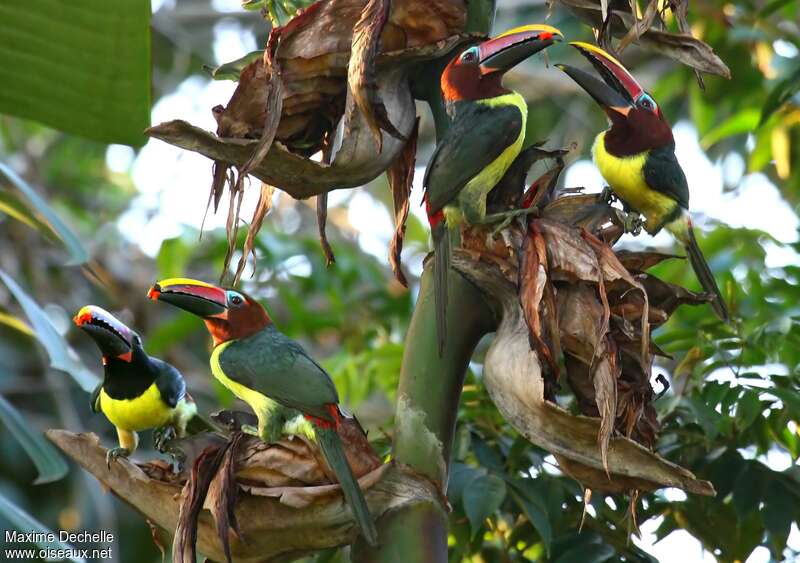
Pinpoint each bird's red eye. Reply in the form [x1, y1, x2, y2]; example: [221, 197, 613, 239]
[231, 295, 242, 306]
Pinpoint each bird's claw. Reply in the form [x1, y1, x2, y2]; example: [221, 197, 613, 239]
[106, 447, 130, 469]
[599, 186, 617, 205]
[489, 207, 539, 235]
[623, 213, 644, 236]
[153, 425, 177, 453]
[241, 424, 260, 437]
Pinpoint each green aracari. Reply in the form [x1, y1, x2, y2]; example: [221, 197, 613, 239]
[424, 24, 563, 354]
[557, 42, 730, 321]
[147, 278, 378, 546]
[74, 305, 200, 467]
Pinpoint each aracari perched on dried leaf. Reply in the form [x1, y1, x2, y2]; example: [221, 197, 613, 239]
[452, 143, 715, 507]
[46, 407, 403, 562]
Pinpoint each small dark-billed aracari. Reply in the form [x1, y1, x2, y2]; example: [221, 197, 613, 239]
[423, 24, 563, 354]
[147, 278, 378, 546]
[73, 305, 199, 466]
[557, 42, 730, 321]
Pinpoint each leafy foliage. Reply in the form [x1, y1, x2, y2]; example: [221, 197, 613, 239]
[0, 0, 151, 146]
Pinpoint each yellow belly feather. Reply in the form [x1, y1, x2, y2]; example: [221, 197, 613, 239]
[592, 131, 678, 233]
[446, 92, 528, 226]
[99, 383, 174, 432]
[210, 341, 280, 430]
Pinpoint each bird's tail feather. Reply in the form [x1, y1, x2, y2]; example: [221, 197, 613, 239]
[432, 222, 450, 357]
[316, 425, 378, 546]
[683, 226, 730, 322]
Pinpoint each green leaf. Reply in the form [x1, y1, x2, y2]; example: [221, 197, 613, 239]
[509, 481, 553, 556]
[0, 0, 151, 146]
[0, 395, 67, 484]
[156, 237, 193, 279]
[0, 492, 85, 563]
[763, 480, 794, 552]
[733, 462, 764, 518]
[0, 270, 99, 393]
[204, 51, 264, 81]
[700, 108, 760, 149]
[735, 390, 763, 431]
[447, 462, 482, 508]
[462, 473, 506, 535]
[0, 162, 88, 265]
[760, 64, 800, 125]
[764, 387, 800, 418]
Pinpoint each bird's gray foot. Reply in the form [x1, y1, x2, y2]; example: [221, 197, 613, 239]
[153, 425, 177, 453]
[241, 424, 260, 437]
[623, 212, 644, 236]
[486, 207, 540, 235]
[600, 186, 617, 205]
[106, 447, 130, 469]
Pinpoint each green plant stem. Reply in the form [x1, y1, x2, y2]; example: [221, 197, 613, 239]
[354, 266, 494, 562]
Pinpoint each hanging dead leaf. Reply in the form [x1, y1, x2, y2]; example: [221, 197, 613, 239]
[386, 118, 419, 287]
[347, 0, 406, 151]
[204, 433, 246, 563]
[233, 183, 276, 285]
[316, 193, 336, 267]
[519, 221, 559, 378]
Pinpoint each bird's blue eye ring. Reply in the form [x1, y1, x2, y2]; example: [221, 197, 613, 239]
[227, 291, 244, 306]
[460, 47, 479, 63]
[638, 93, 656, 110]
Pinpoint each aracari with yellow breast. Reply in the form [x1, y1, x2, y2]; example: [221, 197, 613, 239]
[73, 305, 199, 467]
[423, 24, 563, 354]
[557, 43, 729, 321]
[147, 278, 378, 547]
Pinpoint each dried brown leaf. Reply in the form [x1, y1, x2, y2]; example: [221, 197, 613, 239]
[555, 0, 730, 78]
[581, 231, 650, 372]
[316, 193, 336, 267]
[637, 272, 713, 321]
[520, 222, 559, 378]
[614, 249, 681, 272]
[520, 155, 567, 211]
[347, 0, 405, 152]
[539, 219, 601, 283]
[558, 285, 606, 364]
[233, 183, 276, 285]
[541, 194, 619, 234]
[593, 342, 619, 475]
[174, 446, 226, 563]
[386, 118, 419, 287]
[617, 0, 659, 53]
[205, 433, 246, 563]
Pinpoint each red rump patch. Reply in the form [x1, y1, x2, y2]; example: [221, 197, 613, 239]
[424, 194, 445, 229]
[304, 404, 341, 430]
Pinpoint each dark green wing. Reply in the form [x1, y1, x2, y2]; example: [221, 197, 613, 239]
[90, 383, 102, 413]
[424, 101, 524, 213]
[643, 144, 690, 210]
[151, 358, 186, 409]
[219, 327, 339, 419]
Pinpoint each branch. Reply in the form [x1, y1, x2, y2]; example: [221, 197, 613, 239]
[46, 430, 441, 562]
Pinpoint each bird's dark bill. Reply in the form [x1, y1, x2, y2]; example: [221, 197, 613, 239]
[149, 279, 227, 318]
[73, 305, 133, 358]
